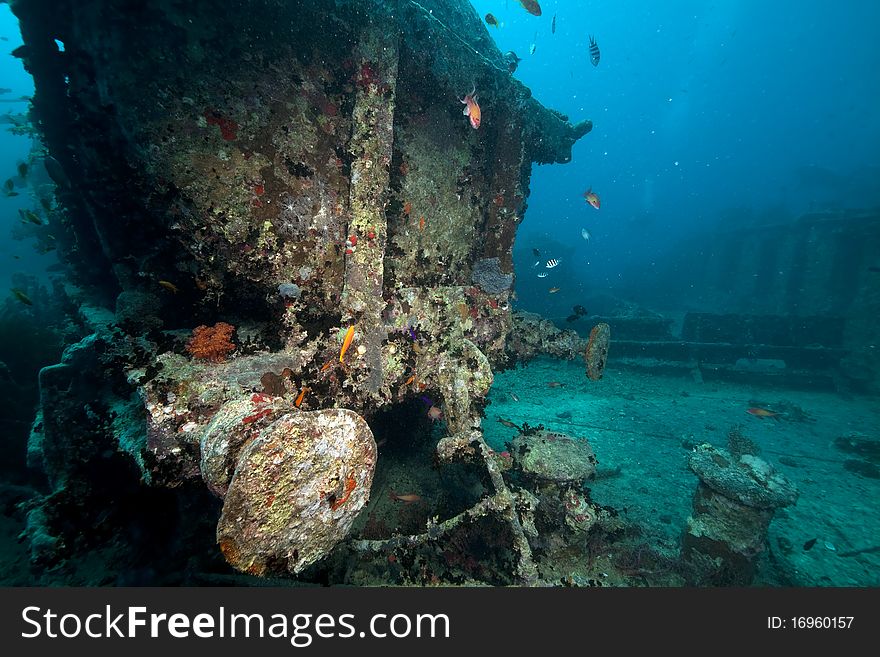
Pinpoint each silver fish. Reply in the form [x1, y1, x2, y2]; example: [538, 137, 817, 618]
[537, 272, 549, 278]
[581, 228, 591, 241]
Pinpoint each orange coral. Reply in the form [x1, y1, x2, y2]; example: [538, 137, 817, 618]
[187, 322, 236, 362]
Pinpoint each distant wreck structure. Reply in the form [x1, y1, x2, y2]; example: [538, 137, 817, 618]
[14, 0, 591, 579]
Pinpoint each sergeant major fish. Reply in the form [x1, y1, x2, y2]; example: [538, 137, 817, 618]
[589, 35, 601, 66]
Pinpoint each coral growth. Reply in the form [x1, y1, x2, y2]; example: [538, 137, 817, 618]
[726, 424, 760, 460]
[585, 322, 611, 381]
[186, 322, 236, 362]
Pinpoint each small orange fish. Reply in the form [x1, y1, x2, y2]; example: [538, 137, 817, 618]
[403, 201, 412, 215]
[548, 287, 560, 294]
[747, 407, 780, 420]
[339, 326, 355, 362]
[584, 188, 600, 209]
[389, 491, 422, 504]
[403, 374, 415, 386]
[427, 405, 443, 421]
[295, 386, 309, 408]
[419, 216, 425, 231]
[321, 360, 333, 372]
[460, 85, 481, 129]
[158, 280, 179, 293]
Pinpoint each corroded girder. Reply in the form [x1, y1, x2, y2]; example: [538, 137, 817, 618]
[342, 23, 399, 394]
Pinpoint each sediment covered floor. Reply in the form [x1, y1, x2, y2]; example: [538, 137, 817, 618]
[486, 356, 880, 587]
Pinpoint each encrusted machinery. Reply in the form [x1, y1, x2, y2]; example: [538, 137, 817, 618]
[13, 0, 591, 579]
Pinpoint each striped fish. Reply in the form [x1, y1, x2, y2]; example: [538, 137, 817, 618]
[545, 258, 560, 269]
[537, 272, 549, 278]
[589, 35, 600, 67]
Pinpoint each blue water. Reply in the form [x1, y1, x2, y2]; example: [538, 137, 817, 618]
[470, 0, 880, 313]
[0, 4, 43, 283]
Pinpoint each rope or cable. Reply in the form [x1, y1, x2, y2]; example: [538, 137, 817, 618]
[403, 0, 510, 76]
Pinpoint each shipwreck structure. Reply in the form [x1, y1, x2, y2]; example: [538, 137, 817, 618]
[13, 0, 591, 581]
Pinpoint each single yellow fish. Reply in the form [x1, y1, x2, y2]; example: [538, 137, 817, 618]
[339, 325, 355, 362]
[158, 280, 179, 294]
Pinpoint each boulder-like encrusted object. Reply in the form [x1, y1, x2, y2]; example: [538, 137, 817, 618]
[682, 444, 798, 585]
[510, 430, 597, 483]
[200, 394, 287, 497]
[585, 322, 611, 381]
[507, 311, 585, 362]
[216, 408, 376, 575]
[687, 444, 798, 509]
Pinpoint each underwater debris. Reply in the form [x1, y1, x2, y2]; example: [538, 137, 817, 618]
[510, 429, 597, 483]
[585, 322, 610, 380]
[186, 322, 236, 362]
[681, 444, 798, 585]
[217, 409, 376, 575]
[16, 0, 592, 585]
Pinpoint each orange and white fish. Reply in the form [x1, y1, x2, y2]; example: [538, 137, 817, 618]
[584, 188, 601, 209]
[746, 407, 780, 420]
[460, 85, 481, 129]
[389, 491, 423, 504]
[427, 405, 443, 421]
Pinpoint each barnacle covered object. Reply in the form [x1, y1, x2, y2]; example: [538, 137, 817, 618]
[217, 409, 376, 575]
[16, 0, 591, 578]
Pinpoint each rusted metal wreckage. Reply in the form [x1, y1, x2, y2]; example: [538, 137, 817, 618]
[14, 0, 591, 581]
